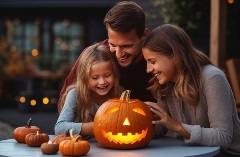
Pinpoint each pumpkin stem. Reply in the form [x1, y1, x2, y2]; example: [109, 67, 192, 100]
[26, 118, 32, 128]
[120, 90, 131, 101]
[69, 129, 73, 138]
[74, 135, 82, 142]
[65, 129, 70, 137]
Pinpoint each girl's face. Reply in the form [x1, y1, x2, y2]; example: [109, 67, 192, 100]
[88, 61, 115, 96]
[142, 48, 178, 84]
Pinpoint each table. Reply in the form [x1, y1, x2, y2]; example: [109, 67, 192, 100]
[0, 135, 220, 157]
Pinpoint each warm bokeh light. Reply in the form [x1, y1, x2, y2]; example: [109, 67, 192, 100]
[19, 97, 26, 103]
[31, 49, 38, 56]
[43, 97, 49, 105]
[63, 19, 70, 26]
[50, 98, 57, 104]
[55, 37, 62, 44]
[228, 0, 234, 4]
[73, 39, 80, 46]
[30, 99, 36, 106]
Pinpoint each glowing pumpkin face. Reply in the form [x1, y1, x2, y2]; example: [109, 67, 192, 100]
[94, 90, 154, 149]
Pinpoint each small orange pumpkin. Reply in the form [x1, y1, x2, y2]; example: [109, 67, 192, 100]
[41, 140, 59, 154]
[94, 90, 154, 149]
[52, 129, 77, 144]
[13, 118, 42, 143]
[25, 131, 49, 147]
[59, 135, 90, 156]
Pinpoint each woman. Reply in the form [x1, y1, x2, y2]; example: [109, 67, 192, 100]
[142, 24, 240, 156]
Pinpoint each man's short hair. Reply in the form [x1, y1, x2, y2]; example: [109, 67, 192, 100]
[104, 1, 145, 38]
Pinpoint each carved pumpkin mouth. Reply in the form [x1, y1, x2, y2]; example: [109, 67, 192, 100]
[101, 128, 148, 144]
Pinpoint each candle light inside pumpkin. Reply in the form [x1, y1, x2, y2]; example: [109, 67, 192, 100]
[41, 140, 59, 154]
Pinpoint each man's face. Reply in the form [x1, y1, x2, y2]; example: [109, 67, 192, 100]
[108, 27, 143, 67]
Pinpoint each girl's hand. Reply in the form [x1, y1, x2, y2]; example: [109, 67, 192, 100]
[145, 101, 190, 139]
[80, 122, 94, 137]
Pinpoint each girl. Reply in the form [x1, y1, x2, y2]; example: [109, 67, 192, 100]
[142, 24, 240, 156]
[55, 43, 124, 138]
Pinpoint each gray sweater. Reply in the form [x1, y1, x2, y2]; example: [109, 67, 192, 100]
[55, 88, 96, 135]
[155, 65, 240, 155]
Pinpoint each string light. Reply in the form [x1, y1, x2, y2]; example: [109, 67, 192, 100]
[43, 97, 49, 105]
[228, 0, 234, 4]
[30, 99, 36, 106]
[19, 97, 26, 103]
[31, 49, 38, 56]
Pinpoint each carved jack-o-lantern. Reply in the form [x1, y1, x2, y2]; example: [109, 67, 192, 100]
[94, 90, 154, 149]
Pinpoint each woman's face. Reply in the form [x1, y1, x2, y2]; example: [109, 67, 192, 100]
[88, 61, 115, 96]
[142, 48, 178, 84]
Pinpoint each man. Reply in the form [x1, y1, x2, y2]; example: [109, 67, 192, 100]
[59, 1, 155, 112]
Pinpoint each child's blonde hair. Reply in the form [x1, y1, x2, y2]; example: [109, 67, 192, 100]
[58, 43, 120, 122]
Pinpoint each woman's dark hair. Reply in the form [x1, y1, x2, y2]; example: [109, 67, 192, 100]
[142, 24, 212, 106]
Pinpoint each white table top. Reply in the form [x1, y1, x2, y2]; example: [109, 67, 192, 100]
[0, 135, 220, 157]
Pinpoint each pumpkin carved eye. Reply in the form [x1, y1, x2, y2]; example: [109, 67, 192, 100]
[104, 107, 119, 115]
[132, 108, 146, 116]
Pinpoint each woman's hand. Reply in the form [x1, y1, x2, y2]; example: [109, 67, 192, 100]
[145, 101, 190, 139]
[145, 101, 178, 131]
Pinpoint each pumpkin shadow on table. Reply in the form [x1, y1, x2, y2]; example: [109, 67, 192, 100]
[94, 140, 159, 150]
[93, 136, 186, 150]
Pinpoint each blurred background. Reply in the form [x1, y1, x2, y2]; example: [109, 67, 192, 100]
[0, 0, 239, 140]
